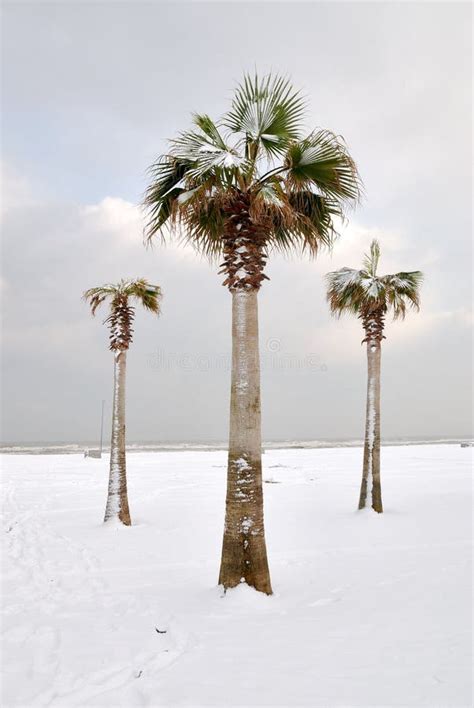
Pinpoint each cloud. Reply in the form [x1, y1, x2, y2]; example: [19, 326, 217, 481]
[1, 142, 471, 440]
[1, 0, 471, 442]
[83, 196, 142, 239]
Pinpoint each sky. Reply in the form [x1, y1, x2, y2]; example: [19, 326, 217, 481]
[1, 1, 472, 443]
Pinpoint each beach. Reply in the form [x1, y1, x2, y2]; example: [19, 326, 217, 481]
[1, 444, 472, 707]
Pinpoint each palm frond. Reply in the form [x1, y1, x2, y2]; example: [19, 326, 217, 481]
[192, 113, 228, 149]
[126, 278, 162, 314]
[177, 194, 226, 260]
[287, 190, 341, 250]
[325, 244, 423, 321]
[83, 279, 162, 316]
[143, 72, 361, 263]
[381, 271, 423, 319]
[83, 285, 117, 315]
[241, 180, 341, 257]
[224, 73, 306, 158]
[171, 128, 246, 181]
[284, 130, 362, 204]
[143, 156, 193, 240]
[362, 239, 381, 276]
[253, 182, 285, 209]
[325, 268, 366, 317]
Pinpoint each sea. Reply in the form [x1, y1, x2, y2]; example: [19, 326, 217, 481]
[0, 438, 472, 455]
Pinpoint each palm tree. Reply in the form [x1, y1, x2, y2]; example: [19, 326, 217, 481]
[83, 279, 162, 525]
[326, 240, 422, 513]
[143, 73, 361, 593]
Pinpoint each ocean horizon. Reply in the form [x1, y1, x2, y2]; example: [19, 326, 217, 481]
[1, 436, 472, 455]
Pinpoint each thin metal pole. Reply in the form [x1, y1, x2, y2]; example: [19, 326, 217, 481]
[99, 399, 105, 455]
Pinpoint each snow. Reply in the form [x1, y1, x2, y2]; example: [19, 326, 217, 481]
[362, 276, 381, 297]
[240, 517, 253, 534]
[198, 145, 221, 153]
[1, 444, 472, 707]
[332, 268, 360, 287]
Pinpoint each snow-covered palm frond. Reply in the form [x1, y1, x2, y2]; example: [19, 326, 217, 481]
[330, 267, 362, 288]
[170, 127, 246, 182]
[143, 72, 361, 259]
[254, 182, 285, 208]
[325, 268, 365, 317]
[361, 275, 383, 298]
[144, 117, 244, 243]
[381, 271, 423, 319]
[326, 239, 423, 320]
[283, 130, 362, 204]
[224, 73, 305, 158]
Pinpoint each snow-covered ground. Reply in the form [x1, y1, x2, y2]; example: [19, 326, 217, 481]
[1, 445, 472, 707]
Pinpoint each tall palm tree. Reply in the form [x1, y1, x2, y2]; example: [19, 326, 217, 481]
[143, 73, 361, 593]
[326, 240, 422, 513]
[83, 279, 162, 525]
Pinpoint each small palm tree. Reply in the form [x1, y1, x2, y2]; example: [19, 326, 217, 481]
[143, 73, 361, 593]
[83, 279, 162, 525]
[326, 240, 422, 512]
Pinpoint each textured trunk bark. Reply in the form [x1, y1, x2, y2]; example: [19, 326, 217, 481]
[218, 290, 272, 594]
[359, 341, 383, 512]
[104, 350, 131, 525]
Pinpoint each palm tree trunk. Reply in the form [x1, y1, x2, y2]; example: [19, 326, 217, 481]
[359, 341, 382, 512]
[218, 289, 272, 594]
[104, 350, 131, 525]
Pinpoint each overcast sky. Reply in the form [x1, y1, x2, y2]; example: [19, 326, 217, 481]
[1, 1, 472, 443]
